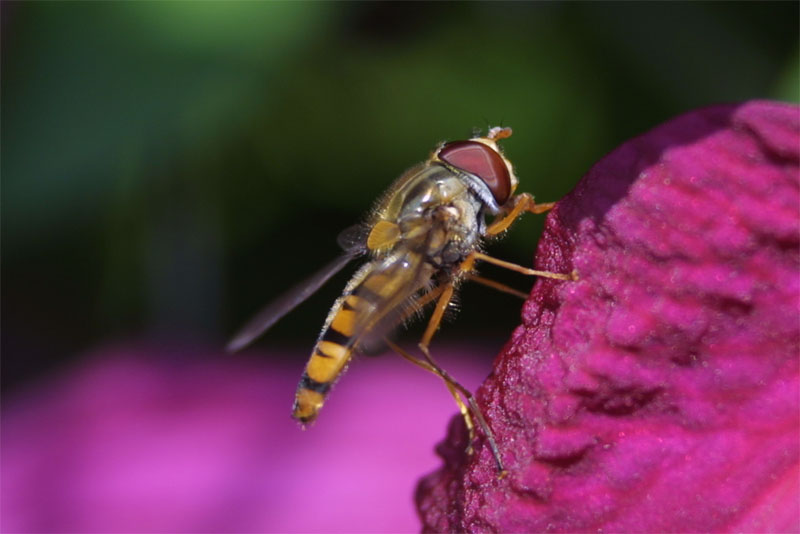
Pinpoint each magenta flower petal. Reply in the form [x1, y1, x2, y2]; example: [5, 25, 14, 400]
[417, 101, 800, 533]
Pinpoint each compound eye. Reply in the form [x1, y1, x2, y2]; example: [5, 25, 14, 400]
[438, 141, 511, 205]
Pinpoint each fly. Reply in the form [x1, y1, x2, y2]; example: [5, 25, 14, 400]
[228, 127, 577, 474]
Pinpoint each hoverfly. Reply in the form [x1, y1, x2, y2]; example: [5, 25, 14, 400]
[228, 127, 575, 473]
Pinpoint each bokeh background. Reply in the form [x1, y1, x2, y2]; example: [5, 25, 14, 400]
[2, 2, 798, 532]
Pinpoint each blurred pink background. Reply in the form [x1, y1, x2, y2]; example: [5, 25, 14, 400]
[2, 344, 492, 532]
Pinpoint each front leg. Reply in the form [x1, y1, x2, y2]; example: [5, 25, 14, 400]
[486, 192, 554, 236]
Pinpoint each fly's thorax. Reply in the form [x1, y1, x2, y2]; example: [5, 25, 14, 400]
[372, 155, 500, 270]
[395, 175, 483, 269]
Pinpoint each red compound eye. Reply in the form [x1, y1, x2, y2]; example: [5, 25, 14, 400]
[438, 141, 511, 205]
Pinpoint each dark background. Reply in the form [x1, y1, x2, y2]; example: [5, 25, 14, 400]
[3, 2, 798, 394]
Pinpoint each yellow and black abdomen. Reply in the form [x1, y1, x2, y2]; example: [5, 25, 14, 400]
[292, 291, 368, 423]
[292, 250, 429, 423]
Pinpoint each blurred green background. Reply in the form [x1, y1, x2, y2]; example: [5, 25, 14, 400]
[3, 2, 798, 393]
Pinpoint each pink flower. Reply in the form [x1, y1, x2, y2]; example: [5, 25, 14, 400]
[417, 101, 800, 533]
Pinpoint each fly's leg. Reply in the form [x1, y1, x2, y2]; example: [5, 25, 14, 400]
[486, 192, 554, 236]
[416, 282, 507, 474]
[387, 338, 505, 475]
[384, 338, 475, 445]
[479, 193, 579, 281]
[465, 273, 529, 299]
[387, 284, 471, 437]
[470, 252, 578, 281]
[405, 284, 446, 315]
[410, 284, 476, 440]
[419, 282, 455, 353]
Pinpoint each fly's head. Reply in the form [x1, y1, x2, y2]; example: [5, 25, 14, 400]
[432, 126, 519, 215]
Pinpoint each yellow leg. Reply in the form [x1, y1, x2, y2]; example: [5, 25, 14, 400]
[486, 192, 553, 236]
[387, 284, 474, 439]
[388, 284, 446, 329]
[471, 252, 578, 281]
[385, 278, 507, 473]
[387, 338, 506, 475]
[420, 283, 455, 349]
[385, 338, 475, 442]
[465, 273, 529, 299]
[416, 282, 506, 474]
[480, 193, 578, 281]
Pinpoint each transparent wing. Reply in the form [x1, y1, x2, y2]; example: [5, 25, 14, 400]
[345, 220, 446, 355]
[355, 278, 441, 356]
[352, 265, 436, 355]
[226, 253, 357, 353]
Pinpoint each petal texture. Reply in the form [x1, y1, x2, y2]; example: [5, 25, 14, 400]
[417, 101, 800, 533]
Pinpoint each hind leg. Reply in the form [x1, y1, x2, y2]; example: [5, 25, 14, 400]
[416, 281, 506, 474]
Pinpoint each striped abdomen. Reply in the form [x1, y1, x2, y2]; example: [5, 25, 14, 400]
[292, 252, 429, 423]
